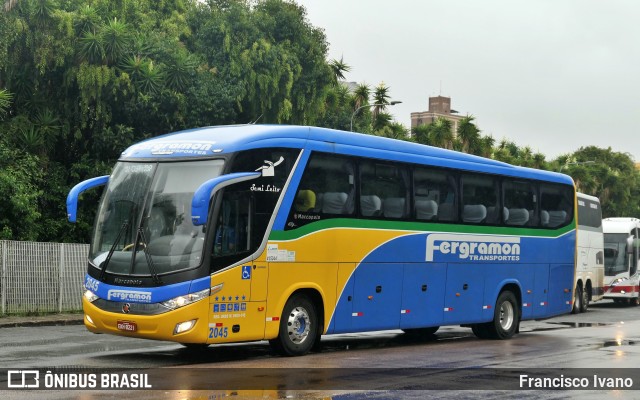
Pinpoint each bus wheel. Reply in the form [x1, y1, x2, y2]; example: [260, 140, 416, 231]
[403, 326, 439, 337]
[572, 286, 582, 314]
[471, 324, 490, 339]
[269, 294, 318, 356]
[630, 298, 640, 307]
[486, 291, 520, 339]
[579, 287, 590, 313]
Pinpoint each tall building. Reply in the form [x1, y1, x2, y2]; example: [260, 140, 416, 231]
[410, 96, 465, 134]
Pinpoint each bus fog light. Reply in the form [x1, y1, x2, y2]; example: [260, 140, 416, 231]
[86, 314, 94, 325]
[174, 319, 197, 334]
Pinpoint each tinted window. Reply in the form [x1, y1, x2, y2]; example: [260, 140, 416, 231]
[413, 167, 457, 222]
[461, 174, 499, 225]
[360, 161, 409, 219]
[286, 153, 355, 230]
[577, 196, 602, 229]
[540, 184, 574, 228]
[503, 181, 537, 226]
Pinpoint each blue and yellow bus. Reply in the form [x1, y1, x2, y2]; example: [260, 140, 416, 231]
[68, 125, 576, 356]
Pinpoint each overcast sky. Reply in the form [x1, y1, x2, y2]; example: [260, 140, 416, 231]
[297, 0, 640, 161]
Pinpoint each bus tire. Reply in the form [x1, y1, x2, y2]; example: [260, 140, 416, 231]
[403, 326, 439, 337]
[471, 324, 491, 339]
[269, 294, 318, 356]
[579, 286, 590, 313]
[486, 291, 520, 340]
[572, 285, 582, 314]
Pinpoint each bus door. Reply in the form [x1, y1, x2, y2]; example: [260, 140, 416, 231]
[400, 263, 446, 329]
[351, 263, 403, 331]
[443, 264, 485, 324]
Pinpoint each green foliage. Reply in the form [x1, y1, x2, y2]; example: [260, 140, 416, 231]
[0, 0, 343, 242]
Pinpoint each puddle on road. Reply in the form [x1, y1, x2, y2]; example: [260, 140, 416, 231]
[527, 321, 610, 332]
[548, 322, 610, 328]
[603, 339, 637, 347]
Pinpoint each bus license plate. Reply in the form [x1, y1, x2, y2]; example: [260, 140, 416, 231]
[117, 320, 137, 332]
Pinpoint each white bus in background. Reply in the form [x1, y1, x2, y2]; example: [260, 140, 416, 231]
[573, 193, 605, 313]
[603, 218, 640, 306]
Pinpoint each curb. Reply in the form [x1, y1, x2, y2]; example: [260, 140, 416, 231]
[0, 316, 84, 329]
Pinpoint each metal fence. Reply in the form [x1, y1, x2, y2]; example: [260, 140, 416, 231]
[0, 240, 89, 315]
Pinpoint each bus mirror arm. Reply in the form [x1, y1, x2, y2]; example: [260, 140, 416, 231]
[67, 175, 109, 223]
[191, 172, 261, 226]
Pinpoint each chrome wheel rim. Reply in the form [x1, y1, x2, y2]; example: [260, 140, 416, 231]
[499, 301, 514, 330]
[287, 306, 311, 344]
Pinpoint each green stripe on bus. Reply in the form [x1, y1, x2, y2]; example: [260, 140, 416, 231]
[269, 218, 575, 241]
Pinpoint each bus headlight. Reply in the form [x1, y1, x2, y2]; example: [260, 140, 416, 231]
[83, 289, 99, 303]
[611, 278, 627, 286]
[161, 288, 210, 311]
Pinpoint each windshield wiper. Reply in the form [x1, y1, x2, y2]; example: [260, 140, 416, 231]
[136, 227, 162, 285]
[100, 221, 129, 281]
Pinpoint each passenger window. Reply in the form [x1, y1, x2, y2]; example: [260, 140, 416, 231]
[461, 174, 499, 224]
[503, 181, 537, 226]
[413, 167, 457, 222]
[285, 153, 355, 230]
[540, 184, 574, 228]
[360, 161, 409, 219]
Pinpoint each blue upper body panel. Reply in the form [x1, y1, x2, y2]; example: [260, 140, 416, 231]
[119, 125, 573, 185]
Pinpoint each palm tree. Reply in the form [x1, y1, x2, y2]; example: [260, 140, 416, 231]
[456, 115, 481, 154]
[372, 82, 390, 120]
[0, 89, 12, 119]
[352, 83, 370, 110]
[412, 124, 432, 146]
[102, 18, 132, 65]
[78, 30, 104, 64]
[479, 135, 495, 158]
[329, 57, 350, 83]
[430, 117, 453, 149]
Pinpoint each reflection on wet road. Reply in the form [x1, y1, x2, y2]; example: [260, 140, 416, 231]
[1, 300, 640, 399]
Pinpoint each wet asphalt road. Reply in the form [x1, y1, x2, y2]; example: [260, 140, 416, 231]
[1, 299, 640, 399]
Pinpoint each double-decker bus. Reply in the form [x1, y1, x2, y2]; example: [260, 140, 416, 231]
[603, 218, 640, 305]
[68, 125, 576, 356]
[572, 193, 604, 313]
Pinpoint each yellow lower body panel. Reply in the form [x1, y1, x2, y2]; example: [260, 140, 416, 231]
[83, 297, 210, 344]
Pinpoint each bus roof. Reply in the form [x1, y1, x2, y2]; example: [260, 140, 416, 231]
[603, 218, 640, 234]
[119, 124, 573, 185]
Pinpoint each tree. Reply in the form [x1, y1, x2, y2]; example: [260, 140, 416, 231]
[329, 56, 350, 83]
[456, 115, 481, 154]
[372, 82, 390, 120]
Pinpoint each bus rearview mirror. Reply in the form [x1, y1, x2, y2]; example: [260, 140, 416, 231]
[67, 175, 109, 223]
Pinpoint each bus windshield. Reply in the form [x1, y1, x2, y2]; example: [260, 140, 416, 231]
[90, 160, 224, 276]
[604, 233, 629, 276]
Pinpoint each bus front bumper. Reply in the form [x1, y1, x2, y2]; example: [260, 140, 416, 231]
[82, 296, 209, 343]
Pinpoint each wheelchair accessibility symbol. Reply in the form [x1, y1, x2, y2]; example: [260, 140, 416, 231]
[242, 266, 251, 280]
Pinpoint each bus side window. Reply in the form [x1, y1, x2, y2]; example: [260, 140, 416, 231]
[540, 184, 574, 228]
[461, 174, 498, 225]
[285, 153, 355, 230]
[360, 161, 409, 219]
[413, 167, 457, 222]
[503, 180, 536, 226]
